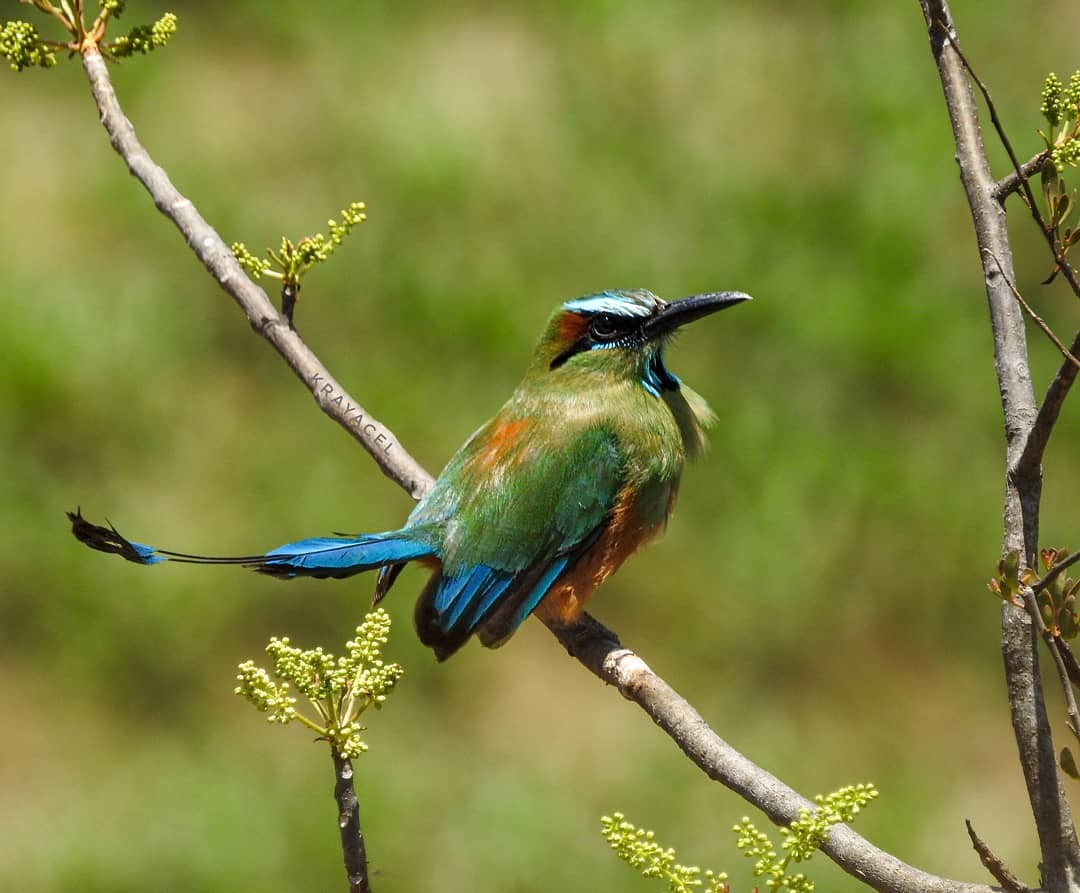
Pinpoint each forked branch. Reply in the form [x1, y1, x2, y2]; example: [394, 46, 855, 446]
[919, 1, 1080, 888]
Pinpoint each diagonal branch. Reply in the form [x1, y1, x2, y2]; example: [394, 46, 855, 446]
[79, 34, 996, 893]
[993, 150, 1050, 203]
[1031, 551, 1080, 597]
[547, 614, 991, 893]
[1021, 327, 1080, 473]
[79, 47, 433, 501]
[1021, 587, 1080, 743]
[1025, 550, 1080, 725]
[984, 250, 1080, 369]
[942, 2, 1080, 487]
[964, 820, 1033, 893]
[918, 2, 1080, 889]
[948, 35, 1080, 304]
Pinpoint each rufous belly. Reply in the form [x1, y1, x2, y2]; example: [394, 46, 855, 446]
[535, 482, 675, 625]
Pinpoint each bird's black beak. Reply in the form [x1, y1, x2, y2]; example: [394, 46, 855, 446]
[642, 291, 751, 340]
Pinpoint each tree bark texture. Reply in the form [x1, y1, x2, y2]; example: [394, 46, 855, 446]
[918, 2, 1080, 889]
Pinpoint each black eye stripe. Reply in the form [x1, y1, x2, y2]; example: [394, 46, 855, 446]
[549, 305, 657, 370]
[550, 314, 644, 369]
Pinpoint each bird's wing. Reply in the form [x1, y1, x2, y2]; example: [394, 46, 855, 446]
[409, 417, 624, 658]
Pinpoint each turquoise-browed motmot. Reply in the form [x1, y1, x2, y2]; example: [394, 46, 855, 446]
[70, 288, 749, 660]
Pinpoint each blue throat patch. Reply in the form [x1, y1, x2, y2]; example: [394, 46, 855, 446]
[642, 350, 680, 397]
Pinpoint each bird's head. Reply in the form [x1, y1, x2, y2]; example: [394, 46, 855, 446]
[530, 288, 750, 395]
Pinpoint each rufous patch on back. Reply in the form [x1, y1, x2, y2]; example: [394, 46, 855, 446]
[474, 417, 532, 472]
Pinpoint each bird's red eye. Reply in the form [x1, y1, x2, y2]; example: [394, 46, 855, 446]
[589, 314, 621, 340]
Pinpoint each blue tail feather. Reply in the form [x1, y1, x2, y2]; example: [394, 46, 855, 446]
[461, 573, 516, 631]
[68, 509, 435, 580]
[507, 556, 570, 632]
[435, 566, 488, 623]
[423, 554, 570, 653]
[437, 565, 514, 631]
[260, 533, 434, 578]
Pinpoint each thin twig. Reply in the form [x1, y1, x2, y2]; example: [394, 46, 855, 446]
[993, 151, 1050, 203]
[73, 34, 997, 893]
[1021, 327, 1080, 472]
[1031, 550, 1080, 596]
[332, 750, 371, 893]
[1060, 640, 1080, 687]
[950, 33, 1080, 303]
[964, 820, 1033, 893]
[1022, 587, 1080, 742]
[984, 250, 1080, 368]
[24, 0, 74, 33]
[918, 2, 1080, 887]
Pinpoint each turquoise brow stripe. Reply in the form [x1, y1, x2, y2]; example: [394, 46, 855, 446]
[562, 295, 652, 317]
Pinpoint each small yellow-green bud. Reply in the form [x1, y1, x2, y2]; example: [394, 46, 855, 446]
[0, 21, 57, 72]
[109, 13, 178, 58]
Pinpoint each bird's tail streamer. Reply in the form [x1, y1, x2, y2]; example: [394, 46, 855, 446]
[67, 509, 435, 579]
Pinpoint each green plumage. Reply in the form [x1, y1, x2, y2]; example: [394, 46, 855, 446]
[70, 288, 747, 661]
[403, 290, 726, 656]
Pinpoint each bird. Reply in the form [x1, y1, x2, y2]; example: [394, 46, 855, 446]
[70, 288, 749, 660]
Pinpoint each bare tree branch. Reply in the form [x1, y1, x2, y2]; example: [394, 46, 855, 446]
[948, 29, 1080, 478]
[79, 47, 434, 501]
[1061, 640, 1080, 688]
[1025, 551, 1080, 736]
[333, 750, 372, 893]
[1021, 588, 1080, 743]
[984, 250, 1080, 369]
[1031, 551, 1080, 597]
[77, 31, 1005, 893]
[993, 151, 1050, 203]
[965, 820, 1033, 893]
[1022, 328, 1080, 473]
[947, 30, 1080, 304]
[918, 2, 1080, 888]
[547, 614, 991, 893]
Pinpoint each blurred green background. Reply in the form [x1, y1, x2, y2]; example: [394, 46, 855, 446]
[2, 1, 1079, 890]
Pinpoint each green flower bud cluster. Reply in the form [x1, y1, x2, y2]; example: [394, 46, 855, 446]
[108, 12, 178, 58]
[1039, 71, 1080, 171]
[734, 783, 878, 892]
[329, 202, 369, 245]
[235, 608, 404, 758]
[231, 201, 367, 293]
[235, 660, 297, 723]
[734, 817, 810, 893]
[0, 21, 56, 72]
[1058, 138, 1080, 170]
[266, 638, 339, 700]
[782, 784, 878, 861]
[231, 242, 274, 280]
[325, 721, 369, 760]
[2, 4, 176, 71]
[602, 783, 877, 893]
[600, 813, 729, 893]
[1041, 72, 1080, 129]
[1042, 73, 1067, 129]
